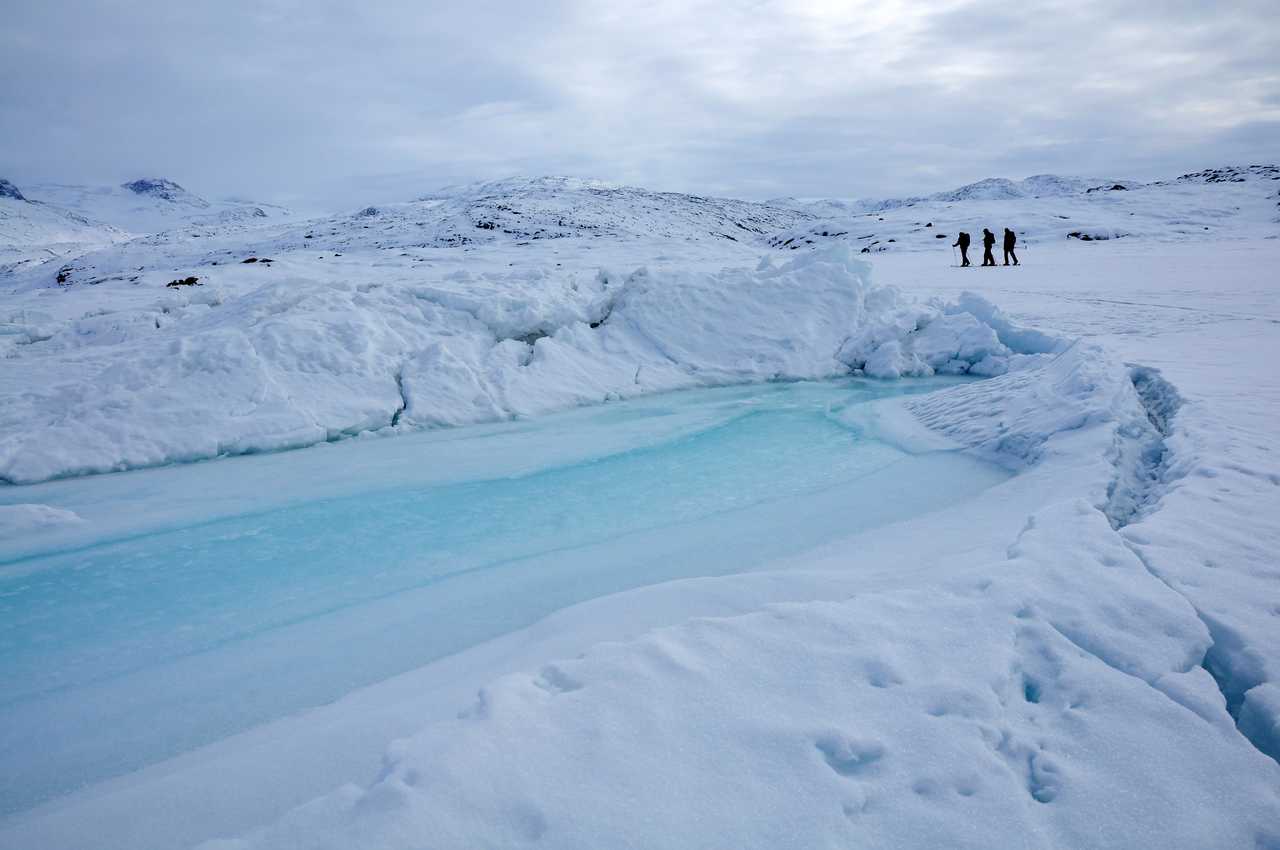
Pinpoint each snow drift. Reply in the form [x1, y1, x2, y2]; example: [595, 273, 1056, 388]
[0, 246, 1047, 484]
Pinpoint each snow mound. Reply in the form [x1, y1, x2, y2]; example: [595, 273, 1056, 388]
[0, 503, 83, 536]
[0, 246, 1037, 484]
[832, 286, 1063, 382]
[898, 341, 1124, 468]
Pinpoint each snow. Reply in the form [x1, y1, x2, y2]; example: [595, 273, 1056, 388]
[2, 168, 1280, 850]
[21, 178, 292, 236]
[0, 503, 82, 537]
[0, 177, 292, 278]
[0, 194, 125, 273]
[769, 163, 1280, 254]
[206, 542, 1273, 850]
[0, 378, 1008, 819]
[0, 242, 1036, 484]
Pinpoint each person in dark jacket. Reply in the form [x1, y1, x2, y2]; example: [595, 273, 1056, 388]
[981, 228, 996, 266]
[1003, 228, 1019, 266]
[953, 231, 971, 266]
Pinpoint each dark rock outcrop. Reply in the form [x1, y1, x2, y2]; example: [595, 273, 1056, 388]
[0, 178, 25, 201]
[122, 178, 189, 201]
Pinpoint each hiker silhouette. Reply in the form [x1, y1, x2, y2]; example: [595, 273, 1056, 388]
[953, 231, 971, 266]
[1003, 228, 1019, 266]
[981, 229, 996, 266]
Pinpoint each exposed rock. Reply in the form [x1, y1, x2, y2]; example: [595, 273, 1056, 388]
[0, 178, 25, 201]
[1172, 165, 1279, 185]
[122, 178, 190, 201]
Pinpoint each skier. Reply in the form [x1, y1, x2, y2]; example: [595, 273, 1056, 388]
[1003, 228, 1019, 266]
[981, 228, 996, 266]
[953, 231, 972, 266]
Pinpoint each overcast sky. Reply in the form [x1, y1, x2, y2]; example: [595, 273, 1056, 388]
[2, 0, 1277, 208]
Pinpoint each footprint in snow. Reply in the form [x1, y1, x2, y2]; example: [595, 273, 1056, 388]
[816, 732, 886, 777]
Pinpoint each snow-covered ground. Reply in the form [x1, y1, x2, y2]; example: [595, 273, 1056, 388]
[1, 168, 1278, 849]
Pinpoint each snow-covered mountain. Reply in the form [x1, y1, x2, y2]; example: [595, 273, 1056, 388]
[23, 177, 291, 235]
[17, 164, 1278, 294]
[767, 164, 1279, 253]
[4, 175, 819, 289]
[293, 176, 816, 252]
[0, 178, 126, 273]
[1167, 163, 1280, 184]
[770, 173, 1123, 216]
[0, 176, 294, 275]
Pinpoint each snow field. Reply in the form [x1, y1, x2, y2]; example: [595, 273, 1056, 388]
[205, 508, 1277, 850]
[1, 173, 1278, 849]
[194, 338, 1280, 850]
[869, 240, 1280, 769]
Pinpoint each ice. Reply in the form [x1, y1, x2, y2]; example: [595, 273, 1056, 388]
[0, 504, 82, 537]
[187, 338, 1280, 850]
[205, 504, 1277, 850]
[0, 375, 1008, 816]
[3, 170, 1280, 850]
[0, 245, 1027, 484]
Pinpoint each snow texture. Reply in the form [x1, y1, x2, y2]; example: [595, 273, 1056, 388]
[0, 503, 82, 537]
[0, 244, 1037, 484]
[191, 333, 1280, 850]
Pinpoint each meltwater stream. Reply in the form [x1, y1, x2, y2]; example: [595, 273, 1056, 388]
[0, 376, 1009, 816]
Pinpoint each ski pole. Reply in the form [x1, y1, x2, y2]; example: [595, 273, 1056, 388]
[952, 245, 957, 267]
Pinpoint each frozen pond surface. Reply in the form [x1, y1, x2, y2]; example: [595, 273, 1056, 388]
[0, 376, 1009, 816]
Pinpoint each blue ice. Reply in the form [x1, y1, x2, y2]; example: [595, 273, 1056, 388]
[0, 376, 1009, 815]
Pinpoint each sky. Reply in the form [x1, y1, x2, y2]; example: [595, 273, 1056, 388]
[2, 0, 1277, 209]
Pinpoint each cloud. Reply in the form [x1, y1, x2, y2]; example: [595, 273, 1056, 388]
[0, 0, 1275, 206]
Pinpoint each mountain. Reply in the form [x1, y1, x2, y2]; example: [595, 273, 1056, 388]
[766, 165, 1278, 253]
[5, 165, 1277, 290]
[378, 176, 814, 248]
[773, 173, 1127, 216]
[1171, 164, 1280, 183]
[0, 177, 296, 274]
[0, 178, 27, 201]
[120, 177, 207, 204]
[0, 178, 125, 272]
[22, 177, 291, 235]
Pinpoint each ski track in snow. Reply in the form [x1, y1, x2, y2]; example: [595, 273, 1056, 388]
[1, 168, 1279, 850]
